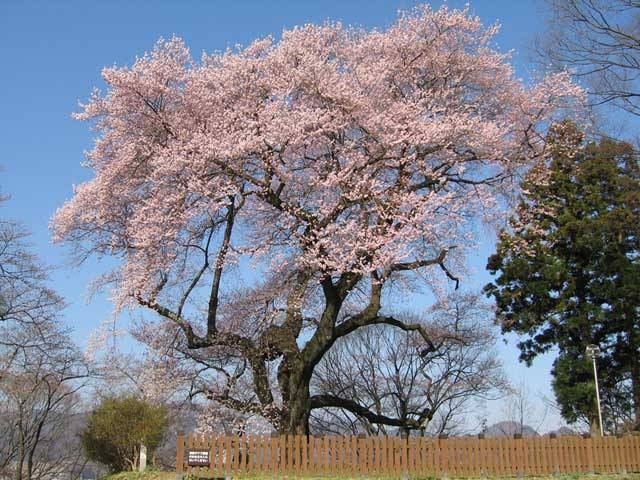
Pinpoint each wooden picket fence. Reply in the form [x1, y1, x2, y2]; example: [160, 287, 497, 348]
[176, 432, 640, 478]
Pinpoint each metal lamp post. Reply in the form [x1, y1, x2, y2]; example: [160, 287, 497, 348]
[586, 344, 604, 436]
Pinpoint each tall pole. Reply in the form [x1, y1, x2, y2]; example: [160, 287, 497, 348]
[591, 355, 604, 436]
[586, 344, 604, 436]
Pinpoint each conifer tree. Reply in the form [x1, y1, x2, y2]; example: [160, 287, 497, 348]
[486, 123, 640, 432]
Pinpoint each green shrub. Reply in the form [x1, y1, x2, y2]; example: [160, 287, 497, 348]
[82, 396, 167, 472]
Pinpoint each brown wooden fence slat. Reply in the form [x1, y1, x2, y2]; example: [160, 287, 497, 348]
[233, 435, 240, 472]
[481, 436, 489, 476]
[533, 435, 542, 475]
[175, 432, 184, 473]
[370, 434, 376, 475]
[497, 437, 506, 476]
[578, 435, 586, 472]
[575, 435, 583, 472]
[601, 435, 608, 473]
[564, 435, 572, 473]
[613, 436, 620, 473]
[483, 437, 492, 476]
[616, 436, 625, 473]
[611, 435, 619, 473]
[247, 435, 254, 474]
[419, 436, 426, 476]
[610, 436, 617, 473]
[557, 435, 566, 473]
[516, 436, 524, 476]
[508, 436, 516, 476]
[626, 435, 634, 472]
[620, 436, 632, 473]
[608, 436, 616, 473]
[531, 436, 539, 474]
[495, 437, 503, 476]
[307, 435, 313, 474]
[568, 435, 576, 473]
[609, 436, 617, 473]
[332, 434, 339, 476]
[462, 437, 469, 476]
[593, 435, 601, 473]
[302, 435, 307, 473]
[536, 436, 544, 475]
[436, 437, 444, 477]
[600, 435, 607, 473]
[459, 437, 467, 476]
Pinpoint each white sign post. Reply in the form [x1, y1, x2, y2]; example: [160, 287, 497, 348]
[139, 444, 147, 472]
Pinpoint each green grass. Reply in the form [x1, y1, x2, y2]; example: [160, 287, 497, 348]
[102, 472, 177, 480]
[102, 472, 640, 480]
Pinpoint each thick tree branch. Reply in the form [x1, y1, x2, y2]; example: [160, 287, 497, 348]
[385, 247, 459, 289]
[136, 295, 206, 348]
[137, 295, 258, 355]
[205, 390, 281, 424]
[335, 315, 438, 354]
[386, 247, 453, 274]
[207, 196, 237, 334]
[310, 394, 430, 429]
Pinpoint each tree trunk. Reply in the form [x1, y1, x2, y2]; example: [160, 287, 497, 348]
[286, 395, 311, 435]
[14, 408, 25, 480]
[283, 369, 311, 435]
[26, 413, 46, 480]
[589, 415, 600, 437]
[13, 448, 23, 480]
[25, 451, 32, 480]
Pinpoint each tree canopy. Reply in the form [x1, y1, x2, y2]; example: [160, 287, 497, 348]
[82, 396, 168, 472]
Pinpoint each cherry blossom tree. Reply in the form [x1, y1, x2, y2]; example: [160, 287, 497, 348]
[53, 5, 583, 434]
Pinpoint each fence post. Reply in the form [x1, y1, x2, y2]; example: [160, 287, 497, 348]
[176, 431, 185, 474]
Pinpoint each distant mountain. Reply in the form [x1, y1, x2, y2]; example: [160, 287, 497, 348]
[484, 421, 539, 437]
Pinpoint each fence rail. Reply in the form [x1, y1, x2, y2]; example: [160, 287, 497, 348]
[176, 432, 640, 477]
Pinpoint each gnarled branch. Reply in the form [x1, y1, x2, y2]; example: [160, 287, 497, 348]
[310, 394, 430, 429]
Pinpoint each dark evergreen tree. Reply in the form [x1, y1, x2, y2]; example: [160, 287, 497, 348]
[485, 123, 640, 432]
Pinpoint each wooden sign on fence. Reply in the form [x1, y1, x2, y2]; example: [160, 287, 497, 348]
[176, 432, 640, 478]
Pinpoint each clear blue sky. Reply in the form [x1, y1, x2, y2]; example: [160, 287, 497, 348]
[0, 0, 562, 430]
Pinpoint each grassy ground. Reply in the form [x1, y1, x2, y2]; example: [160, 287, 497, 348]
[102, 472, 640, 480]
[102, 472, 177, 480]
